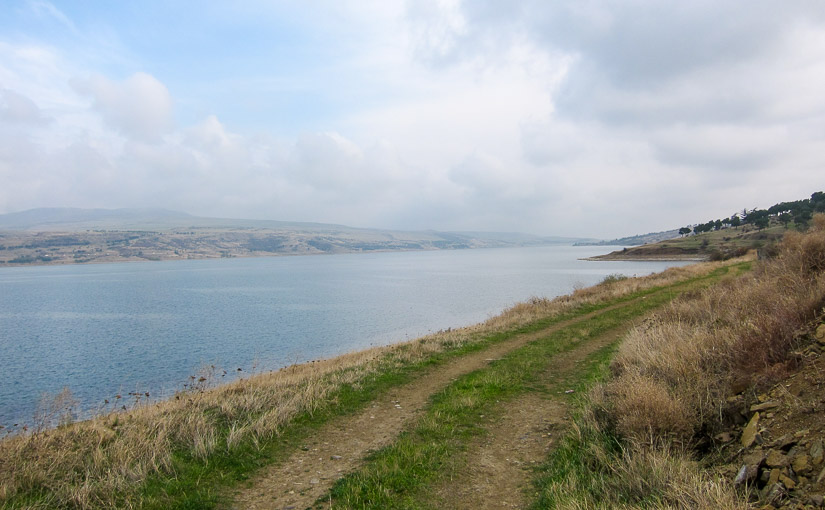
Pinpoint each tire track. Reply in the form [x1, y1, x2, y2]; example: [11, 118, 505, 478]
[229, 298, 653, 509]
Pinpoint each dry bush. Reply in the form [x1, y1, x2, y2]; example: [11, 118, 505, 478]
[605, 446, 745, 509]
[543, 407, 745, 509]
[608, 373, 694, 442]
[602, 214, 825, 444]
[0, 254, 730, 508]
[548, 217, 825, 510]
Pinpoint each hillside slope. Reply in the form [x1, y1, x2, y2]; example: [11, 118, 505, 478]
[589, 223, 788, 261]
[0, 208, 580, 266]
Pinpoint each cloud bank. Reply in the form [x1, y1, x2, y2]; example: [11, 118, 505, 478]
[1, 1, 825, 238]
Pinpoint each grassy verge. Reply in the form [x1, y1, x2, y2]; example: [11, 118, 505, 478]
[324, 264, 742, 508]
[0, 258, 742, 509]
[530, 216, 825, 509]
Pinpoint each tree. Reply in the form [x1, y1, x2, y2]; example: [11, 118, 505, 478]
[730, 215, 741, 227]
[795, 207, 812, 225]
[679, 227, 692, 236]
[754, 216, 770, 230]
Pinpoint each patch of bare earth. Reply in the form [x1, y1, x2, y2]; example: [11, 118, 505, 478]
[228, 301, 641, 510]
[429, 323, 635, 509]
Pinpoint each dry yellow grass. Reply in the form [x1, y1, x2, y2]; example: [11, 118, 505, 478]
[544, 214, 825, 509]
[605, 217, 825, 445]
[0, 256, 730, 508]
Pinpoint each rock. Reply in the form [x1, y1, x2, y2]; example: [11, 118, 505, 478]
[772, 433, 798, 450]
[745, 450, 767, 467]
[793, 454, 811, 475]
[769, 468, 781, 485]
[808, 494, 824, 507]
[309, 478, 320, 484]
[735, 464, 759, 485]
[811, 439, 824, 465]
[743, 412, 761, 448]
[816, 323, 825, 342]
[779, 473, 796, 490]
[751, 401, 781, 412]
[763, 482, 786, 507]
[767, 449, 790, 468]
[818, 466, 825, 483]
[716, 432, 733, 443]
[330, 455, 342, 460]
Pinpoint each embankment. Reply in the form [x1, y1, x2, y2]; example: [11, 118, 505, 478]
[535, 215, 825, 509]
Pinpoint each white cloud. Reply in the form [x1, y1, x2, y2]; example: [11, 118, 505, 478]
[0, 88, 48, 124]
[72, 72, 173, 142]
[2, 2, 825, 238]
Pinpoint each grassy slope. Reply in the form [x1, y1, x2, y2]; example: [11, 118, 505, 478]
[592, 223, 788, 260]
[533, 219, 825, 509]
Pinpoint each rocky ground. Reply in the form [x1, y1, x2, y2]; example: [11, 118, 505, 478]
[714, 323, 825, 509]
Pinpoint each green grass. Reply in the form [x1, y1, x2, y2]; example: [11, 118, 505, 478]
[323, 266, 740, 509]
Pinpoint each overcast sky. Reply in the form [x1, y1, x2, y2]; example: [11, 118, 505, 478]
[1, 1, 824, 238]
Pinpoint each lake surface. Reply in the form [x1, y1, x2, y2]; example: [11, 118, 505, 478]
[0, 246, 689, 428]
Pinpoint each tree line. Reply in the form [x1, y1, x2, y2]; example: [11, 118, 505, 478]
[679, 191, 825, 236]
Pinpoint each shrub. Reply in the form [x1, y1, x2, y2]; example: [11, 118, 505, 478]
[599, 273, 628, 286]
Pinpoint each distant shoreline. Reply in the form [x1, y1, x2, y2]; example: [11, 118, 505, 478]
[0, 228, 571, 268]
[583, 253, 707, 262]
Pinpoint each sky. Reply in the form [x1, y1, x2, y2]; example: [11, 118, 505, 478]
[1, 1, 824, 239]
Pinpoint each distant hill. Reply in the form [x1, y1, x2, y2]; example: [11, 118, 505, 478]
[587, 224, 786, 261]
[0, 208, 585, 266]
[589, 191, 825, 261]
[574, 229, 681, 247]
[0, 207, 196, 231]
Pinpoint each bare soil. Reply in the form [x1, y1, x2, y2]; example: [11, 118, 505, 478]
[429, 321, 634, 509]
[228, 302, 640, 509]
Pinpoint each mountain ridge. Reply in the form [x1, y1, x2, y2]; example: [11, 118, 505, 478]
[0, 207, 587, 266]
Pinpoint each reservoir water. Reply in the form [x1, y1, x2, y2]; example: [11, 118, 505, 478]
[0, 245, 689, 428]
